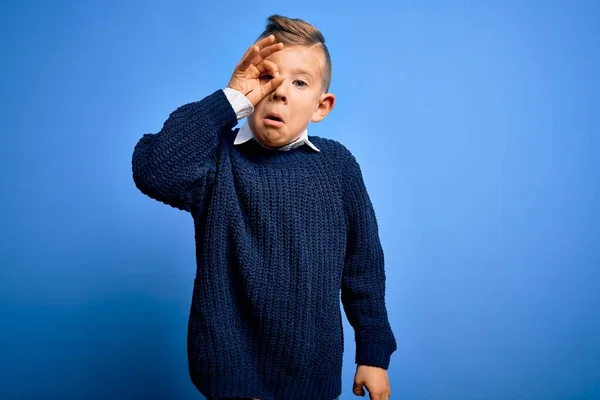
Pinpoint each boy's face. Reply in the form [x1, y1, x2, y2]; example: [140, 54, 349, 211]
[248, 45, 335, 149]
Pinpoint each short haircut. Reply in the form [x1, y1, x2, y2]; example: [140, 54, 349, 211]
[256, 15, 332, 93]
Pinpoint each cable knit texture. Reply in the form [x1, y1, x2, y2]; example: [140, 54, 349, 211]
[131, 90, 397, 400]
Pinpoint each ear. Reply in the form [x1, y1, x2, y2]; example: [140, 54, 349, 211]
[311, 92, 336, 123]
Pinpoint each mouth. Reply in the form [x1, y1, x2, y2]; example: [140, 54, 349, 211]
[264, 113, 285, 127]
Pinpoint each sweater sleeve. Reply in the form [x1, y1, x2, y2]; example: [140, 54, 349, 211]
[340, 149, 397, 370]
[131, 90, 237, 212]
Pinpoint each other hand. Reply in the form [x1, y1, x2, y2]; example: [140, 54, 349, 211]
[353, 365, 391, 399]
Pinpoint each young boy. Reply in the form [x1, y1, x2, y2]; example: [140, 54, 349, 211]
[132, 15, 396, 400]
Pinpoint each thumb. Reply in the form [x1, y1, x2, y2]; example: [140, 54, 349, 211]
[353, 382, 366, 397]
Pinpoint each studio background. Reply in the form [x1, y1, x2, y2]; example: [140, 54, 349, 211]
[1, 1, 598, 399]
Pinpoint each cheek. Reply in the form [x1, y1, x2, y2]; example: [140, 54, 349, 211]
[252, 102, 263, 115]
[300, 96, 319, 115]
[251, 105, 265, 122]
[306, 102, 319, 117]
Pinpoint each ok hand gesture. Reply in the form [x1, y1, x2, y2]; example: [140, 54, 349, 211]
[227, 35, 286, 107]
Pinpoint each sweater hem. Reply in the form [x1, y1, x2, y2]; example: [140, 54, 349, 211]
[191, 370, 342, 400]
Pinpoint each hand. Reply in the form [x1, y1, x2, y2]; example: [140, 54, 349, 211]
[353, 365, 391, 399]
[227, 34, 286, 107]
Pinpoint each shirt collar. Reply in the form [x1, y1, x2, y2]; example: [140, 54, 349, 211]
[233, 121, 320, 152]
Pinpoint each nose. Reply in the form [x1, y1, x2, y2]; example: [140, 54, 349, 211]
[270, 81, 287, 103]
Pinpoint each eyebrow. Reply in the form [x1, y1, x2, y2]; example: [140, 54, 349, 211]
[289, 67, 314, 76]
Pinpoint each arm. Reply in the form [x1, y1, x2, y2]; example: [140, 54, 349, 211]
[340, 150, 397, 370]
[131, 89, 237, 212]
[132, 35, 285, 212]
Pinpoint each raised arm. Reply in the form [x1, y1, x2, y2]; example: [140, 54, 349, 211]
[340, 149, 397, 370]
[132, 34, 286, 212]
[131, 90, 237, 211]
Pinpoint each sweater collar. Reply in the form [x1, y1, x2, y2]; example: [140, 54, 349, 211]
[233, 121, 320, 152]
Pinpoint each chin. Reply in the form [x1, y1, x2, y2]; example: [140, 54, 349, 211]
[250, 120, 296, 147]
[258, 137, 287, 149]
[257, 129, 289, 145]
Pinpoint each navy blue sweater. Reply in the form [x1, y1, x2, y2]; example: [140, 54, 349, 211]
[131, 90, 396, 400]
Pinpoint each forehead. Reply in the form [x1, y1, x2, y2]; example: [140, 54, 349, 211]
[266, 45, 324, 77]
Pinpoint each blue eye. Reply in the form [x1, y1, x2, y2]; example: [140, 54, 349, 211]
[294, 80, 307, 88]
[260, 74, 273, 81]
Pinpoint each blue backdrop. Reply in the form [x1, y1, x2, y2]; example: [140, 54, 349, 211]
[1, 1, 598, 399]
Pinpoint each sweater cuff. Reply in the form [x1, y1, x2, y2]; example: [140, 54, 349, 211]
[355, 341, 395, 370]
[186, 89, 238, 133]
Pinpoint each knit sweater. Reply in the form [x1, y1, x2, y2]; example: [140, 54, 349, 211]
[131, 90, 397, 400]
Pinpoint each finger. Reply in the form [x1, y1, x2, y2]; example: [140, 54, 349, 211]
[248, 42, 284, 69]
[255, 34, 277, 50]
[255, 42, 284, 62]
[353, 383, 366, 397]
[260, 74, 286, 97]
[363, 385, 385, 400]
[237, 45, 259, 71]
[241, 36, 281, 70]
[256, 59, 279, 76]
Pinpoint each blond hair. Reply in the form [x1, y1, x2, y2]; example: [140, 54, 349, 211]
[256, 15, 332, 92]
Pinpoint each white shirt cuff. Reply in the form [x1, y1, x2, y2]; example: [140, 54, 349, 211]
[223, 87, 254, 120]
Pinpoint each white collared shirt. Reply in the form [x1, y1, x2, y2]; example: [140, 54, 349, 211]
[223, 87, 320, 152]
